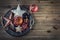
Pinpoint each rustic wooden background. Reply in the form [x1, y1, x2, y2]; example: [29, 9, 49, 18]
[0, 0, 60, 40]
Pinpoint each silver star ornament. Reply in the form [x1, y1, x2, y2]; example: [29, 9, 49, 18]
[11, 4, 26, 17]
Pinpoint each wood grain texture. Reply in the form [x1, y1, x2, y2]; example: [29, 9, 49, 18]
[0, 0, 60, 40]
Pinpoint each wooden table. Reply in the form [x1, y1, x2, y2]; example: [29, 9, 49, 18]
[0, 0, 60, 40]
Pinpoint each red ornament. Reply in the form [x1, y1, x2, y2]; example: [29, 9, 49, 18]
[29, 4, 38, 12]
[13, 16, 23, 26]
[22, 23, 28, 30]
[21, 17, 29, 30]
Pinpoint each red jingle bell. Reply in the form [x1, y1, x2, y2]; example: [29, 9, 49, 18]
[29, 4, 38, 12]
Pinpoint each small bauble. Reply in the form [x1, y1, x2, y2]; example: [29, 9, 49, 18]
[29, 4, 38, 12]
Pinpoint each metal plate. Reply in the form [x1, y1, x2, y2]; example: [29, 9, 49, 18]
[2, 6, 34, 37]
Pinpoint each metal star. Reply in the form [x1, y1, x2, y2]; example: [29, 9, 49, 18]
[15, 25, 22, 32]
[3, 13, 13, 28]
[11, 4, 26, 17]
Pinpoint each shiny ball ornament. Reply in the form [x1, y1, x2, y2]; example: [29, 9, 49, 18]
[29, 4, 38, 12]
[14, 16, 23, 26]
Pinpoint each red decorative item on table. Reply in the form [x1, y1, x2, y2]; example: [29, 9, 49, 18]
[29, 4, 38, 12]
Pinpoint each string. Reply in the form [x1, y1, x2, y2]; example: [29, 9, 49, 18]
[17, 0, 23, 5]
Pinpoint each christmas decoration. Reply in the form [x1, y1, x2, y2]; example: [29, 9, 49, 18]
[2, 13, 13, 28]
[11, 4, 26, 17]
[0, 0, 35, 37]
[1, 4, 34, 37]
[13, 16, 23, 26]
[29, 4, 38, 12]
